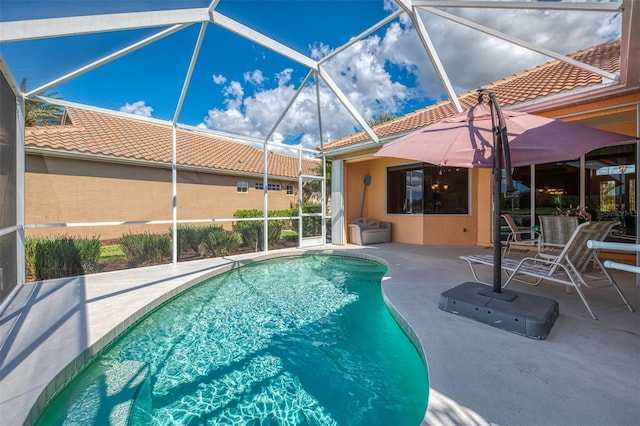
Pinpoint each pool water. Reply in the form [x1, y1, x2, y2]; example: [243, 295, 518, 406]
[37, 255, 429, 425]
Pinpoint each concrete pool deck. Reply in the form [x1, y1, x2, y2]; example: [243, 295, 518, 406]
[1, 243, 638, 425]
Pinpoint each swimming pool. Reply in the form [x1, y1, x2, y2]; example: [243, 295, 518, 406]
[36, 255, 428, 425]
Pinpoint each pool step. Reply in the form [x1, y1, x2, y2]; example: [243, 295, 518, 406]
[40, 361, 151, 425]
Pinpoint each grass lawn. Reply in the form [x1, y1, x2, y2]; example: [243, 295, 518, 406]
[281, 230, 298, 242]
[100, 245, 124, 260]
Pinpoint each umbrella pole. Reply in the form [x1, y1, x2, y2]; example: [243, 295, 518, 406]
[489, 92, 507, 294]
[486, 89, 518, 295]
[492, 144, 503, 293]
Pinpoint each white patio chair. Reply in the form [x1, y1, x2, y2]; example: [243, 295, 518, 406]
[539, 215, 579, 253]
[501, 213, 541, 255]
[460, 221, 635, 320]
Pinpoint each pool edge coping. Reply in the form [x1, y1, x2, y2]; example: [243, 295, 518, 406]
[380, 289, 430, 425]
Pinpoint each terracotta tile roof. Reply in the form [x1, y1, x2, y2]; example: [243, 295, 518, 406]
[324, 39, 621, 151]
[25, 107, 319, 179]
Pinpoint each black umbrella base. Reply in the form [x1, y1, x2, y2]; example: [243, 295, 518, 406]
[438, 281, 559, 339]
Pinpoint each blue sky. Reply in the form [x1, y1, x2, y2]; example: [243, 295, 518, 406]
[0, 1, 623, 149]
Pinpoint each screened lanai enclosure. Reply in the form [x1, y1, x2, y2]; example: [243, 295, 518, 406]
[1, 0, 636, 313]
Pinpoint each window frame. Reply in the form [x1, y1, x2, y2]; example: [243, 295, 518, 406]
[237, 181, 249, 193]
[255, 182, 283, 191]
[386, 162, 471, 216]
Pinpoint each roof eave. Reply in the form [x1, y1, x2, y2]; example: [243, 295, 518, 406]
[323, 137, 395, 159]
[511, 80, 640, 114]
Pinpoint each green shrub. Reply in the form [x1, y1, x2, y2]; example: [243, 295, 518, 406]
[301, 203, 323, 237]
[25, 238, 37, 279]
[75, 237, 102, 273]
[176, 225, 231, 258]
[268, 222, 283, 246]
[232, 219, 283, 249]
[176, 225, 201, 254]
[233, 209, 263, 220]
[118, 232, 171, 266]
[233, 208, 316, 248]
[197, 241, 209, 256]
[199, 226, 224, 255]
[191, 225, 224, 256]
[233, 220, 263, 249]
[281, 229, 298, 242]
[267, 208, 297, 230]
[207, 230, 242, 256]
[286, 203, 323, 237]
[25, 235, 101, 280]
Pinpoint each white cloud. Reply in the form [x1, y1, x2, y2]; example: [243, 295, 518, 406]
[120, 101, 153, 117]
[203, 32, 416, 150]
[204, 107, 257, 137]
[323, 35, 412, 118]
[244, 69, 266, 86]
[204, 74, 361, 151]
[202, 4, 621, 150]
[383, 0, 398, 13]
[212, 74, 227, 84]
[222, 81, 244, 110]
[406, 7, 622, 97]
[276, 68, 293, 86]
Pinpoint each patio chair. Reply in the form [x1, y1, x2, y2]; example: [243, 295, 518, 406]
[537, 220, 619, 263]
[460, 221, 635, 319]
[348, 217, 391, 245]
[501, 214, 541, 255]
[539, 215, 579, 253]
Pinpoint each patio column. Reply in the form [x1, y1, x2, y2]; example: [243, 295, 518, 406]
[331, 160, 345, 245]
[171, 125, 177, 264]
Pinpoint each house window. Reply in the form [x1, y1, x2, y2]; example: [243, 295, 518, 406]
[237, 181, 248, 193]
[286, 185, 294, 195]
[387, 163, 469, 214]
[586, 144, 636, 236]
[255, 182, 282, 191]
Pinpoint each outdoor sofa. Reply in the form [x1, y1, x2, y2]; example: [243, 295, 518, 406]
[348, 217, 391, 245]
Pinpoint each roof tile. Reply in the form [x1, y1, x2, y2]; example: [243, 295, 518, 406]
[26, 108, 319, 179]
[324, 39, 621, 151]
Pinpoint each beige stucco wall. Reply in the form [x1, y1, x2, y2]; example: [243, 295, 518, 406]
[343, 156, 485, 246]
[25, 155, 298, 240]
[176, 170, 295, 221]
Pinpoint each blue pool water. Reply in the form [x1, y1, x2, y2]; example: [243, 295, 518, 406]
[37, 255, 429, 425]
